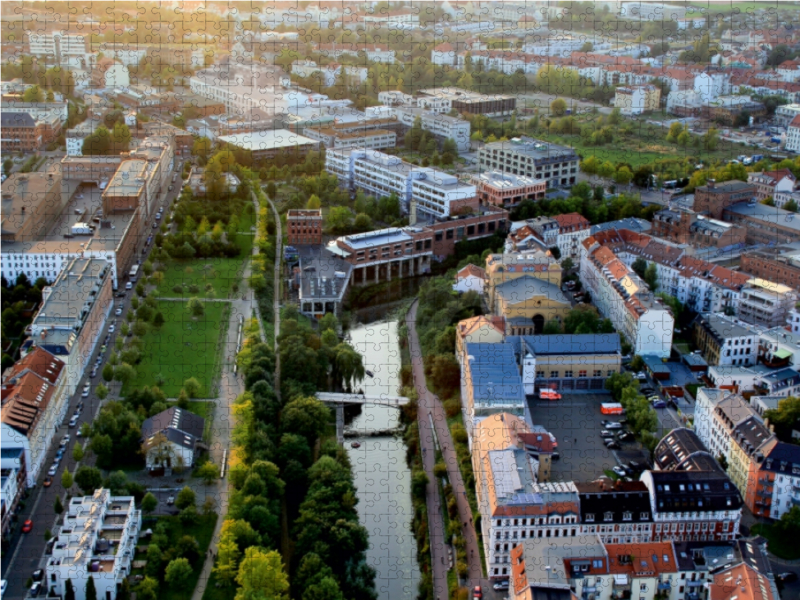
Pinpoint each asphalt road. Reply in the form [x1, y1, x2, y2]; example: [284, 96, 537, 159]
[1, 165, 186, 600]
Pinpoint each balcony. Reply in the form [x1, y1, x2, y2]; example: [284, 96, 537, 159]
[658, 581, 672, 591]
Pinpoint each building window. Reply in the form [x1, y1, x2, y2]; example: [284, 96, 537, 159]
[537, 371, 545, 378]
[564, 370, 573, 378]
[585, 513, 594, 522]
[550, 371, 558, 378]
[446, 229, 454, 240]
[578, 370, 587, 378]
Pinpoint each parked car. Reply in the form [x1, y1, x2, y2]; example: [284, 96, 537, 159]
[109, 323, 115, 333]
[116, 291, 126, 298]
[31, 570, 43, 582]
[600, 430, 614, 438]
[647, 395, 660, 402]
[612, 466, 627, 477]
[605, 441, 621, 450]
[43, 477, 52, 487]
[21, 519, 33, 533]
[0, 580, 6, 596]
[115, 307, 123, 316]
[100, 345, 107, 354]
[635, 372, 647, 380]
[473, 586, 483, 599]
[493, 581, 509, 591]
[60, 435, 70, 447]
[618, 432, 634, 442]
[69, 416, 79, 428]
[30, 582, 42, 598]
[777, 572, 798, 583]
[167, 495, 175, 505]
[606, 422, 622, 430]
[652, 400, 667, 409]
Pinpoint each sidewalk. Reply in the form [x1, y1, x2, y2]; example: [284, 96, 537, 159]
[406, 300, 484, 597]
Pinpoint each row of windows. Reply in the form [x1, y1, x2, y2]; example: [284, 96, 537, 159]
[536, 370, 615, 378]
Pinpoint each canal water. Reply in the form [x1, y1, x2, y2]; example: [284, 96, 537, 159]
[346, 319, 421, 600]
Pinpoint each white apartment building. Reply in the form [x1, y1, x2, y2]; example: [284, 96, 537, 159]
[46, 490, 142, 600]
[694, 388, 733, 456]
[787, 114, 800, 153]
[189, 63, 285, 117]
[694, 71, 732, 103]
[707, 394, 757, 463]
[326, 149, 476, 219]
[26, 31, 88, 63]
[788, 308, 800, 334]
[391, 106, 471, 153]
[364, 46, 395, 63]
[362, 10, 419, 30]
[776, 104, 800, 126]
[431, 42, 456, 66]
[581, 237, 674, 358]
[738, 278, 797, 329]
[0, 349, 68, 487]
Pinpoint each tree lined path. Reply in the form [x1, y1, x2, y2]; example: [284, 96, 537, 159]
[406, 300, 486, 599]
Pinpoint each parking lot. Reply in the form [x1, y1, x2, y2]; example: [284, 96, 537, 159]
[526, 393, 649, 482]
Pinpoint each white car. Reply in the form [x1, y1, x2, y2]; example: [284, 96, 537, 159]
[612, 466, 627, 477]
[60, 435, 70, 447]
[47, 464, 57, 477]
[166, 495, 175, 505]
[115, 308, 123, 316]
[82, 388, 90, 398]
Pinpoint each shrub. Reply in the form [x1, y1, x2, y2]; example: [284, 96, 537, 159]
[172, 285, 184, 294]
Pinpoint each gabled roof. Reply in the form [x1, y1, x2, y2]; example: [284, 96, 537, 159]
[2, 347, 64, 386]
[711, 563, 777, 600]
[141, 407, 205, 442]
[552, 212, 590, 231]
[456, 263, 486, 280]
[0, 370, 55, 437]
[1, 112, 35, 127]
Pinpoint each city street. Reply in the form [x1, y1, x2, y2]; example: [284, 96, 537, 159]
[1, 164, 186, 600]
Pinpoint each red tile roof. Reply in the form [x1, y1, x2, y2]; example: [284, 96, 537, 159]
[3, 347, 64, 386]
[553, 212, 590, 231]
[605, 542, 678, 576]
[457, 264, 486, 280]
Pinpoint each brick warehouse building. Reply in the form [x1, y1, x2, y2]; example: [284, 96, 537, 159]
[740, 249, 800, 292]
[329, 201, 508, 285]
[693, 180, 756, 219]
[287, 209, 323, 245]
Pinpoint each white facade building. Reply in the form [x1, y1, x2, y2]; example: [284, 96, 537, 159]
[786, 114, 800, 153]
[326, 149, 476, 219]
[46, 490, 141, 600]
[392, 106, 471, 153]
[580, 237, 674, 357]
[694, 72, 731, 103]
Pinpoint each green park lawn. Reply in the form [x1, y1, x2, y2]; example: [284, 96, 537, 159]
[532, 115, 755, 170]
[153, 258, 246, 300]
[124, 300, 228, 397]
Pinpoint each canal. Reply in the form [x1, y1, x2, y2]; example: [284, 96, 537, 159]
[346, 317, 421, 600]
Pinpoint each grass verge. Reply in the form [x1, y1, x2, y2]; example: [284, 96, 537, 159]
[124, 300, 228, 397]
[153, 258, 247, 299]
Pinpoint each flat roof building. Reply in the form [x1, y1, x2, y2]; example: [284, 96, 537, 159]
[472, 171, 547, 208]
[478, 137, 579, 189]
[418, 87, 516, 117]
[218, 129, 320, 161]
[46, 489, 141, 600]
[326, 148, 477, 220]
